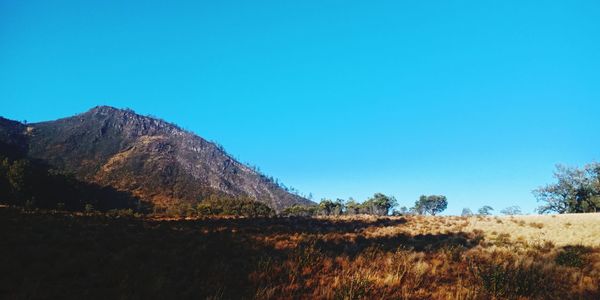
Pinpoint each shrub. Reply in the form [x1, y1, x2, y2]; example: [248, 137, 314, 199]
[468, 257, 557, 299]
[555, 245, 591, 268]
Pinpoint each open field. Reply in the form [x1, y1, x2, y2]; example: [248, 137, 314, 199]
[1, 207, 599, 299]
[466, 213, 600, 247]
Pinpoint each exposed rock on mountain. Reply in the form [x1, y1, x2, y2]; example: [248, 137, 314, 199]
[0, 106, 312, 211]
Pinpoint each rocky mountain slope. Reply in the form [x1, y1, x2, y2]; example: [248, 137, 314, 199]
[0, 106, 312, 211]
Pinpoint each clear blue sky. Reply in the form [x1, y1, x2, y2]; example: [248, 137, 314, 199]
[2, 1, 600, 214]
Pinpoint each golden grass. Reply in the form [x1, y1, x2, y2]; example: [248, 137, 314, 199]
[464, 213, 600, 247]
[2, 208, 599, 299]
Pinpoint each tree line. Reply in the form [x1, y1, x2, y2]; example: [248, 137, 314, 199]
[282, 193, 449, 217]
[156, 194, 276, 218]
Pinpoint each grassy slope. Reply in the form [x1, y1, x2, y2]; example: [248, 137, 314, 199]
[1, 208, 599, 299]
[465, 213, 600, 247]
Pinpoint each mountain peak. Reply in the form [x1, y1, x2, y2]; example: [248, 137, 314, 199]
[1, 107, 313, 211]
[86, 105, 139, 117]
[79, 105, 185, 137]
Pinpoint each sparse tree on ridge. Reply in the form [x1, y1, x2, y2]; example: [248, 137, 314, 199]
[461, 208, 473, 216]
[318, 199, 334, 216]
[362, 193, 398, 216]
[412, 195, 448, 216]
[478, 205, 494, 215]
[318, 198, 344, 216]
[333, 199, 345, 215]
[500, 205, 522, 215]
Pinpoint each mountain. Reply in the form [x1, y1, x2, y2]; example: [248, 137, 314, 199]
[0, 106, 313, 211]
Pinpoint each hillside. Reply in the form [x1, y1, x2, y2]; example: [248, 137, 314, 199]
[0, 106, 312, 211]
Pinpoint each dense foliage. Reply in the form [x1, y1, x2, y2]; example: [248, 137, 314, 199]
[534, 163, 600, 214]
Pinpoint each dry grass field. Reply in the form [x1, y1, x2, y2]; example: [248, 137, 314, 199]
[466, 213, 600, 247]
[1, 207, 599, 299]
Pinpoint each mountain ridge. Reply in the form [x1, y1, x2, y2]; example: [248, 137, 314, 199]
[0, 106, 313, 211]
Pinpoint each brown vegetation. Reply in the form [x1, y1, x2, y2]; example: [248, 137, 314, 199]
[1, 208, 598, 299]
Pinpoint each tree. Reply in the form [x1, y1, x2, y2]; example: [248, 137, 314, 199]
[240, 200, 274, 217]
[461, 208, 473, 217]
[411, 196, 426, 215]
[534, 164, 600, 214]
[412, 195, 448, 216]
[478, 205, 494, 216]
[318, 199, 334, 216]
[334, 199, 345, 215]
[318, 199, 344, 216]
[500, 205, 522, 216]
[345, 198, 360, 215]
[362, 193, 397, 216]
